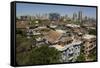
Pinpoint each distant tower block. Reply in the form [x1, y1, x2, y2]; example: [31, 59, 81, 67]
[78, 11, 82, 23]
[73, 13, 77, 21]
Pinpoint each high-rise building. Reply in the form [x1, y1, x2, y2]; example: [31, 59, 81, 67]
[73, 13, 77, 21]
[20, 16, 30, 21]
[78, 11, 82, 22]
[49, 13, 60, 21]
[84, 16, 88, 21]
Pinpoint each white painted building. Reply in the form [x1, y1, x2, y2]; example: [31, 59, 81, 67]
[66, 24, 80, 28]
[50, 40, 82, 62]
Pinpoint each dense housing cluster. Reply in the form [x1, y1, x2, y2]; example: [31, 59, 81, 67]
[16, 12, 96, 65]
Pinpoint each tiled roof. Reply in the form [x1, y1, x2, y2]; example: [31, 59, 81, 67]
[16, 21, 29, 28]
[44, 30, 62, 43]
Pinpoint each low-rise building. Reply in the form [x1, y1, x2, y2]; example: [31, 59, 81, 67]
[82, 34, 96, 61]
[44, 30, 62, 44]
[50, 40, 82, 62]
[66, 24, 80, 28]
[44, 29, 82, 62]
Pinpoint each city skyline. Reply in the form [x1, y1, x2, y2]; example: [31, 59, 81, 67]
[16, 3, 96, 18]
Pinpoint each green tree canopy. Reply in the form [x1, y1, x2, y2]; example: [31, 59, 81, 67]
[88, 29, 96, 35]
[16, 45, 61, 65]
[30, 45, 61, 65]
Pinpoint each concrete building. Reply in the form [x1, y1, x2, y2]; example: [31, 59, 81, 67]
[73, 13, 77, 21]
[78, 11, 82, 23]
[83, 34, 96, 61]
[44, 29, 82, 62]
[20, 16, 31, 21]
[66, 24, 80, 28]
[50, 39, 82, 62]
[49, 13, 60, 21]
[26, 26, 41, 39]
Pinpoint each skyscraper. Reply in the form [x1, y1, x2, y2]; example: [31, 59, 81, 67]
[84, 16, 88, 21]
[49, 13, 60, 21]
[78, 11, 82, 23]
[73, 13, 77, 21]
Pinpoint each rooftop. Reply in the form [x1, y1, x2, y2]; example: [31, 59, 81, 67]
[44, 30, 62, 43]
[83, 34, 96, 39]
[66, 24, 80, 28]
[50, 40, 82, 51]
[56, 29, 66, 33]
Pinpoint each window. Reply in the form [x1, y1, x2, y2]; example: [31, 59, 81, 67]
[89, 45, 93, 48]
[75, 47, 77, 49]
[89, 41, 93, 43]
[68, 53, 73, 57]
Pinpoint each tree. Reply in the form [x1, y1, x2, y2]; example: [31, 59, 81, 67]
[16, 51, 32, 65]
[16, 45, 61, 65]
[76, 53, 85, 62]
[30, 45, 61, 65]
[16, 29, 26, 37]
[76, 46, 85, 62]
[73, 20, 81, 25]
[88, 29, 96, 35]
[16, 34, 33, 53]
[88, 48, 96, 61]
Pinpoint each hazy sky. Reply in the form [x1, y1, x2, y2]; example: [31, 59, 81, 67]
[16, 3, 96, 18]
